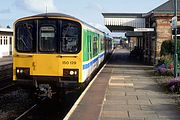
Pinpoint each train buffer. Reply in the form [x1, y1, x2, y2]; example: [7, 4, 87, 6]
[64, 47, 180, 120]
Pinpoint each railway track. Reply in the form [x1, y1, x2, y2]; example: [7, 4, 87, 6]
[15, 104, 38, 120]
[14, 97, 47, 120]
[10, 89, 82, 120]
[0, 83, 15, 91]
[0, 63, 13, 91]
[0, 56, 108, 120]
[0, 63, 12, 80]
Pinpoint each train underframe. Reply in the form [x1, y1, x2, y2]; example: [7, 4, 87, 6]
[15, 76, 81, 99]
[14, 74, 92, 100]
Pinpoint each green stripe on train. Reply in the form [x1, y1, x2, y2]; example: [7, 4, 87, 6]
[83, 29, 104, 62]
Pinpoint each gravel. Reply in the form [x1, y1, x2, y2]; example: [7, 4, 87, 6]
[0, 87, 33, 120]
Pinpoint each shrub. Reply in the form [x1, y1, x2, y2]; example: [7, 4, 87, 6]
[160, 40, 173, 56]
[161, 54, 173, 66]
[160, 40, 180, 60]
[158, 40, 180, 76]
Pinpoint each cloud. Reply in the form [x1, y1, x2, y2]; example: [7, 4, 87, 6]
[15, 0, 58, 13]
[85, 2, 104, 13]
[0, 8, 11, 14]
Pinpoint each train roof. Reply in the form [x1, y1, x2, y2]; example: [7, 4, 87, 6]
[32, 13, 79, 20]
[16, 13, 105, 34]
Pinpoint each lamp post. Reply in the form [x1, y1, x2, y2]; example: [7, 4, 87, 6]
[173, 0, 178, 78]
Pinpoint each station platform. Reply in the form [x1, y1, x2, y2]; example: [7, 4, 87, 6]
[0, 56, 12, 66]
[65, 47, 180, 120]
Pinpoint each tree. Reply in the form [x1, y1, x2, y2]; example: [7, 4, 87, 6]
[6, 25, 11, 28]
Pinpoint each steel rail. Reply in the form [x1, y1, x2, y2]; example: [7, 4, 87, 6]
[0, 83, 14, 91]
[14, 97, 47, 120]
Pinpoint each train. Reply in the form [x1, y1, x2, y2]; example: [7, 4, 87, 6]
[13, 13, 113, 98]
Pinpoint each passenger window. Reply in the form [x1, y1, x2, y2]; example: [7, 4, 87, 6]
[61, 21, 81, 53]
[93, 37, 97, 55]
[39, 26, 56, 52]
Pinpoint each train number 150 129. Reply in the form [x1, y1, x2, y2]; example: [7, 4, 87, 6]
[62, 61, 77, 65]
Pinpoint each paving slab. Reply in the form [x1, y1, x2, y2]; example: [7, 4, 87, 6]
[99, 48, 180, 120]
[66, 48, 180, 120]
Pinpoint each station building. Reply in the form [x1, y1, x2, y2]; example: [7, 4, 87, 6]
[102, 0, 180, 65]
[0, 28, 13, 58]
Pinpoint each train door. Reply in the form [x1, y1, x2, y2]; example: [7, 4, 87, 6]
[97, 34, 101, 66]
[33, 20, 59, 76]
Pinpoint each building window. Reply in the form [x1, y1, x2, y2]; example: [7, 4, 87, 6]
[9, 37, 12, 45]
[0, 36, 2, 45]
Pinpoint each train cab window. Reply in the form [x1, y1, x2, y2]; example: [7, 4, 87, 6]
[61, 21, 81, 53]
[39, 26, 56, 52]
[15, 21, 35, 52]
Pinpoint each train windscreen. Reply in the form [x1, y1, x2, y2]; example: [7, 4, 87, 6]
[15, 19, 81, 54]
[15, 20, 36, 52]
[40, 26, 56, 52]
[62, 21, 80, 53]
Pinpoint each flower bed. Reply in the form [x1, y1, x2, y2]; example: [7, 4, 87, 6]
[167, 77, 180, 92]
[154, 63, 174, 76]
[154, 76, 180, 104]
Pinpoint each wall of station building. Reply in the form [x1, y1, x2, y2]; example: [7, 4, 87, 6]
[144, 14, 180, 65]
[0, 32, 13, 58]
[156, 18, 172, 55]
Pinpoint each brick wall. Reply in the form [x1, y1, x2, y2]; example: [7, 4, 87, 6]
[156, 18, 172, 57]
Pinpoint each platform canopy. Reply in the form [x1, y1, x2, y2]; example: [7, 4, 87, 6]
[102, 13, 145, 32]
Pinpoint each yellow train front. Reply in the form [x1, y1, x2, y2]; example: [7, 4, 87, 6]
[13, 13, 111, 97]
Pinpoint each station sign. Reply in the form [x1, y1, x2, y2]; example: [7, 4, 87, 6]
[125, 32, 143, 37]
[134, 28, 154, 32]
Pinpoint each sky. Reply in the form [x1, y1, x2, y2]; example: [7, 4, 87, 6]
[0, 0, 168, 34]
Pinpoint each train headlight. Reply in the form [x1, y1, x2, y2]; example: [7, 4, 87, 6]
[63, 69, 78, 77]
[16, 68, 30, 79]
[20, 69, 23, 74]
[17, 69, 20, 73]
[70, 71, 74, 75]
